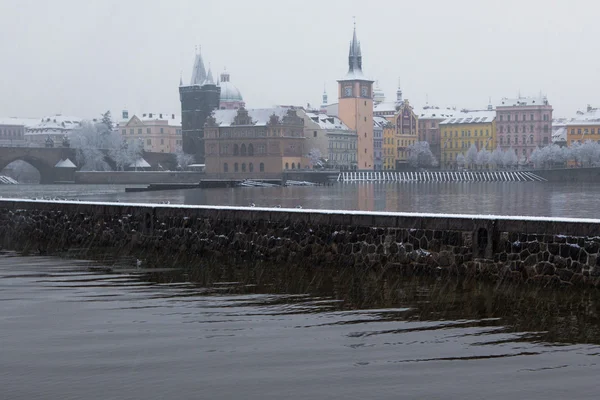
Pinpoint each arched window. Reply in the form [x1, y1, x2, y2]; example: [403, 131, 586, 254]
[285, 162, 289, 170]
[249, 163, 254, 172]
[242, 163, 246, 172]
[234, 144, 239, 155]
[260, 162, 265, 172]
[240, 144, 247, 156]
[500, 137, 503, 145]
[223, 163, 228, 172]
[248, 144, 254, 156]
[522, 135, 526, 145]
[234, 163, 239, 172]
[291, 163, 296, 169]
[529, 135, 534, 144]
[507, 136, 511, 145]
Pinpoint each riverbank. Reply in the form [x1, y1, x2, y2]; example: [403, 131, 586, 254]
[2, 199, 600, 289]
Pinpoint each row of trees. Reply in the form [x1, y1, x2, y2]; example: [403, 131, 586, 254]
[530, 141, 600, 168]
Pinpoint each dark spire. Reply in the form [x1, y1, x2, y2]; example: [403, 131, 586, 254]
[347, 22, 362, 75]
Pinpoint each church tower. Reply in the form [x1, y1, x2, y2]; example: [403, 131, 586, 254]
[337, 23, 374, 170]
[179, 47, 221, 162]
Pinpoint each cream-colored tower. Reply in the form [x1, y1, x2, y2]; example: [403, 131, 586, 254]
[337, 24, 374, 170]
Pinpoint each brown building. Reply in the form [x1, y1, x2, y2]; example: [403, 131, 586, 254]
[204, 107, 307, 178]
[416, 106, 457, 164]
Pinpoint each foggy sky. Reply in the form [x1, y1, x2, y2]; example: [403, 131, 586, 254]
[1, 0, 598, 120]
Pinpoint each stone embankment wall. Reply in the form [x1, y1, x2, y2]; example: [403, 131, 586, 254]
[1, 200, 600, 288]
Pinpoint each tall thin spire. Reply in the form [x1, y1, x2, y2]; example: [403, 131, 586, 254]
[322, 83, 328, 105]
[347, 20, 361, 74]
[190, 45, 207, 85]
[396, 78, 403, 103]
[179, 71, 183, 86]
[203, 64, 215, 85]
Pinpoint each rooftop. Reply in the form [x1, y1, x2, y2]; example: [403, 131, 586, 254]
[304, 112, 352, 131]
[120, 113, 181, 127]
[415, 106, 457, 120]
[373, 102, 398, 114]
[0, 117, 41, 128]
[497, 96, 550, 108]
[211, 107, 296, 127]
[567, 108, 600, 126]
[440, 110, 496, 125]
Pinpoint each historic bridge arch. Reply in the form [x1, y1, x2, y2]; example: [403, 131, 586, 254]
[0, 147, 77, 183]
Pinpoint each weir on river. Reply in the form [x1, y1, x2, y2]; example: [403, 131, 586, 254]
[338, 170, 547, 182]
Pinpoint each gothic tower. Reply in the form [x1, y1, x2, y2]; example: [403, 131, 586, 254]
[179, 48, 221, 162]
[337, 23, 374, 170]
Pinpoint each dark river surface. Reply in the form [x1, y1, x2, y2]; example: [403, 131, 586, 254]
[2, 180, 600, 217]
[2, 253, 600, 399]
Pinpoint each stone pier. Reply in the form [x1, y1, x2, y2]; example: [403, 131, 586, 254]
[1, 199, 600, 288]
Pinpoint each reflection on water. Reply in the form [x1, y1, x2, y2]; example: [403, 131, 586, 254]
[2, 253, 600, 399]
[4, 181, 600, 217]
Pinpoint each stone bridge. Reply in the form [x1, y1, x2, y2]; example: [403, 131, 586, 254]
[0, 147, 77, 183]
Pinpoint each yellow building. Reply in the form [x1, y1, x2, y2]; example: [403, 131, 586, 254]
[440, 110, 496, 168]
[565, 107, 600, 146]
[380, 118, 396, 169]
[395, 100, 418, 168]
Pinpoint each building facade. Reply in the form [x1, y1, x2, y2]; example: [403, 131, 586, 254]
[496, 96, 553, 162]
[119, 113, 182, 153]
[298, 110, 331, 160]
[380, 117, 395, 170]
[565, 106, 600, 146]
[337, 25, 374, 170]
[179, 50, 221, 162]
[320, 114, 358, 170]
[395, 100, 418, 169]
[204, 107, 307, 178]
[373, 117, 384, 170]
[24, 115, 82, 147]
[416, 106, 457, 164]
[0, 118, 33, 146]
[440, 110, 496, 168]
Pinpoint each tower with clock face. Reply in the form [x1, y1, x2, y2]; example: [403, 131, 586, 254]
[338, 24, 374, 171]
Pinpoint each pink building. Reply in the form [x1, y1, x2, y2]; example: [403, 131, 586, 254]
[218, 71, 245, 110]
[496, 96, 553, 162]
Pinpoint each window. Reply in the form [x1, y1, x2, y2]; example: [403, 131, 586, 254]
[529, 135, 534, 144]
[507, 115, 511, 121]
[241, 144, 247, 156]
[500, 137, 504, 145]
[543, 125, 549, 133]
[160, 128, 164, 134]
[122, 129, 126, 135]
[364, 117, 366, 122]
[578, 129, 582, 134]
[515, 114, 519, 121]
[313, 131, 317, 137]
[364, 132, 367, 137]
[146, 139, 151, 145]
[242, 163, 246, 172]
[223, 163, 228, 172]
[138, 128, 142, 134]
[500, 115, 503, 121]
[248, 144, 254, 156]
[234, 163, 239, 172]
[522, 135, 526, 145]
[543, 137, 549, 145]
[522, 149, 526, 156]
[530, 114, 534, 121]
[161, 139, 164, 145]
[147, 128, 151, 134]
[234, 144, 239, 155]
[285, 162, 289, 169]
[291, 163, 296, 169]
[249, 163, 254, 172]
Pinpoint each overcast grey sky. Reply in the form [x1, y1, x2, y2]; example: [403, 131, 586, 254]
[1, 0, 597, 119]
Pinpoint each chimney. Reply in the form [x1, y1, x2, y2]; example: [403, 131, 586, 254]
[122, 110, 129, 120]
[159, 113, 163, 119]
[143, 113, 147, 117]
[172, 114, 175, 119]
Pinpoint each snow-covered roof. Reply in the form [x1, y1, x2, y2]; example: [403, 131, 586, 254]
[129, 158, 151, 168]
[441, 110, 496, 125]
[373, 102, 398, 114]
[567, 108, 600, 126]
[338, 69, 373, 82]
[373, 116, 389, 129]
[121, 113, 181, 127]
[415, 106, 457, 120]
[0, 117, 40, 128]
[211, 107, 297, 127]
[498, 96, 550, 108]
[55, 158, 77, 168]
[552, 127, 567, 142]
[304, 112, 351, 131]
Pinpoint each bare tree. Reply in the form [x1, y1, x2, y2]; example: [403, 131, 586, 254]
[407, 141, 437, 168]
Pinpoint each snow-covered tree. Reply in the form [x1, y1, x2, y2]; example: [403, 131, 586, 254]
[101, 111, 113, 132]
[476, 148, 491, 168]
[307, 148, 322, 167]
[407, 141, 437, 168]
[71, 120, 142, 171]
[490, 146, 504, 167]
[456, 153, 466, 168]
[175, 147, 195, 170]
[465, 144, 478, 168]
[503, 147, 518, 168]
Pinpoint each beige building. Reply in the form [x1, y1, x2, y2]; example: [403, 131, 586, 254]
[119, 113, 182, 153]
[299, 110, 341, 162]
[0, 118, 38, 146]
[204, 107, 307, 178]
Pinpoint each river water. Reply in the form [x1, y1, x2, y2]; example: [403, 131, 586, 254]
[2, 181, 600, 217]
[2, 253, 600, 399]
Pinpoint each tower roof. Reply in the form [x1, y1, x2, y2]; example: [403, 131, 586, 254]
[190, 47, 207, 86]
[339, 23, 372, 82]
[203, 67, 215, 86]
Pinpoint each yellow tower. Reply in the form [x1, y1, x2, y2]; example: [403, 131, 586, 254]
[337, 24, 374, 170]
